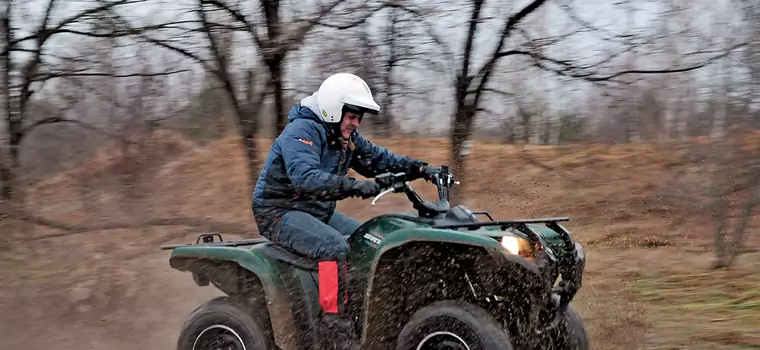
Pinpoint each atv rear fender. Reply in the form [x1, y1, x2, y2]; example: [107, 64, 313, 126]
[168, 246, 298, 350]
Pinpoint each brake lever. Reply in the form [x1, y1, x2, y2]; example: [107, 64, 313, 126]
[371, 188, 395, 206]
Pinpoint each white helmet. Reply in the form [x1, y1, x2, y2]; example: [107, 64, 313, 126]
[316, 73, 380, 124]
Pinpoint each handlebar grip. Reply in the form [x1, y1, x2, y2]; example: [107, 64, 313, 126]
[374, 173, 393, 187]
[375, 171, 408, 188]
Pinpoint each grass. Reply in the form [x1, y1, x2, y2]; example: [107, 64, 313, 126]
[627, 252, 760, 349]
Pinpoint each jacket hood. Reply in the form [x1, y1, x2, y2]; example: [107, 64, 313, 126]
[287, 92, 323, 122]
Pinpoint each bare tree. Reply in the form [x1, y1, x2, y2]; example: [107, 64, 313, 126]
[739, 0, 759, 122]
[441, 0, 577, 202]
[127, 1, 265, 187]
[200, 0, 386, 136]
[432, 0, 750, 204]
[307, 3, 449, 138]
[374, 5, 450, 137]
[131, 0, 402, 187]
[0, 0, 187, 210]
[378, 9, 399, 137]
[708, 130, 760, 268]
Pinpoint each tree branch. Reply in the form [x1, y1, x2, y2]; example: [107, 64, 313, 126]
[527, 42, 748, 82]
[277, 0, 355, 55]
[469, 87, 515, 98]
[469, 0, 549, 112]
[2, 0, 144, 56]
[19, 116, 132, 142]
[30, 69, 188, 86]
[200, 0, 264, 48]
[196, 0, 246, 120]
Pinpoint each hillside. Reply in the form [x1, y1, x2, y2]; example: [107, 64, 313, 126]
[2, 131, 760, 349]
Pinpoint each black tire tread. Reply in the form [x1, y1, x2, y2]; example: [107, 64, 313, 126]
[553, 306, 589, 350]
[176, 296, 273, 350]
[396, 300, 513, 350]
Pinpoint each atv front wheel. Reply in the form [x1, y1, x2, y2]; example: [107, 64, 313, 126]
[546, 306, 589, 350]
[395, 300, 513, 350]
[176, 296, 273, 350]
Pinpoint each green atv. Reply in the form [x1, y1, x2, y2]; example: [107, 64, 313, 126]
[161, 166, 588, 350]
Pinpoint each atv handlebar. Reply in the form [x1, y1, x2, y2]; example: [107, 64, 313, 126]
[371, 166, 460, 218]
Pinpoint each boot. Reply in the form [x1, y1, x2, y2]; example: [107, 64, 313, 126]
[322, 313, 360, 350]
[317, 260, 359, 349]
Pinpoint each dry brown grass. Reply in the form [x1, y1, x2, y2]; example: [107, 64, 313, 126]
[2, 131, 760, 349]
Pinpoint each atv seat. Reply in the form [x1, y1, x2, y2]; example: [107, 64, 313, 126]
[252, 243, 318, 271]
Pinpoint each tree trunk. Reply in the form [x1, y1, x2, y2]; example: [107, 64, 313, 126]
[3, 91, 25, 207]
[241, 133, 259, 188]
[379, 71, 393, 138]
[1, 136, 25, 214]
[450, 135, 466, 207]
[378, 8, 399, 138]
[240, 69, 261, 188]
[0, 163, 12, 200]
[449, 104, 473, 207]
[1, 2, 11, 202]
[267, 59, 287, 137]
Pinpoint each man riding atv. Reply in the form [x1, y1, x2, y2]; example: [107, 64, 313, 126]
[251, 72, 440, 350]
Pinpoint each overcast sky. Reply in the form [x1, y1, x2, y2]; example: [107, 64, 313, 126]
[7, 0, 753, 132]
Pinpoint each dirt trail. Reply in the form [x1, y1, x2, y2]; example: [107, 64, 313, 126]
[0, 232, 222, 350]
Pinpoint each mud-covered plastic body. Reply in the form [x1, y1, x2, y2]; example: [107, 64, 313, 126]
[163, 166, 588, 350]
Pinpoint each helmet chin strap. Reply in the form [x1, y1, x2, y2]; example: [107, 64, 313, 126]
[321, 105, 365, 148]
[331, 112, 362, 145]
[322, 117, 348, 148]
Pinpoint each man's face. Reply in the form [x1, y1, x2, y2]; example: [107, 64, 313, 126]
[339, 111, 362, 139]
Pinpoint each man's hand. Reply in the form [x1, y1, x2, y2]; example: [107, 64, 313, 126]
[420, 165, 442, 182]
[408, 162, 442, 182]
[351, 180, 381, 199]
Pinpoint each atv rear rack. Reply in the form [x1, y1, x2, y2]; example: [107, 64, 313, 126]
[160, 233, 268, 250]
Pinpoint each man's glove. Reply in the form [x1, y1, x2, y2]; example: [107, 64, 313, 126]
[421, 165, 442, 182]
[407, 161, 441, 182]
[406, 161, 426, 181]
[351, 180, 381, 199]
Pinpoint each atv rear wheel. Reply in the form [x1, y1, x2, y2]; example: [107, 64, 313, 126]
[395, 300, 513, 350]
[176, 296, 273, 350]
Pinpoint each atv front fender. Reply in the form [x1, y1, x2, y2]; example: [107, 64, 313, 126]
[350, 226, 547, 343]
[169, 246, 299, 350]
[372, 226, 514, 253]
[369, 226, 540, 274]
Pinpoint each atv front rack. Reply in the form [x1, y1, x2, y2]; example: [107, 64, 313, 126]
[432, 216, 575, 257]
[160, 233, 268, 250]
[431, 216, 570, 231]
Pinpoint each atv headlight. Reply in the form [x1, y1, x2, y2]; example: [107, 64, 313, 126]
[501, 235, 533, 258]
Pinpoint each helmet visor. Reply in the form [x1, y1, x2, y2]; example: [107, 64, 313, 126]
[343, 103, 378, 116]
